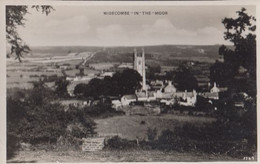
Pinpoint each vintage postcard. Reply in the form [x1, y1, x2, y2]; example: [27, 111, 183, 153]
[1, 0, 259, 163]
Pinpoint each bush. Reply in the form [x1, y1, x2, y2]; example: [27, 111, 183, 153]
[105, 136, 138, 150]
[140, 121, 146, 125]
[7, 87, 97, 153]
[7, 133, 20, 159]
[195, 96, 213, 112]
[157, 129, 186, 151]
[154, 120, 256, 157]
[82, 102, 124, 118]
[42, 74, 58, 83]
[65, 107, 96, 138]
[56, 135, 83, 151]
[146, 128, 157, 141]
[16, 103, 69, 144]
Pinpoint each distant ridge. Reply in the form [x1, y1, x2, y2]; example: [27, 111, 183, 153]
[23, 44, 232, 64]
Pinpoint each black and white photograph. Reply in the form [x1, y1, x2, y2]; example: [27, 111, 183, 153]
[4, 1, 258, 163]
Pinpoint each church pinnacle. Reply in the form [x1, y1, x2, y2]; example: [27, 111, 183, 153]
[133, 48, 147, 91]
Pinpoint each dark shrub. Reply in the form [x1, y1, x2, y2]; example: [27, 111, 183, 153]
[65, 107, 97, 138]
[146, 128, 157, 141]
[195, 96, 213, 112]
[7, 133, 20, 159]
[140, 121, 146, 125]
[82, 102, 124, 118]
[16, 103, 69, 144]
[105, 136, 138, 150]
[7, 87, 97, 152]
[56, 135, 83, 151]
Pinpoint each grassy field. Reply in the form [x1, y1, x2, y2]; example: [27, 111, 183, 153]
[7, 45, 216, 90]
[6, 113, 252, 162]
[95, 114, 216, 140]
[7, 61, 62, 89]
[8, 149, 241, 163]
[6, 50, 98, 89]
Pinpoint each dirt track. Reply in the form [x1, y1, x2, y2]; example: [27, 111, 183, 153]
[8, 149, 241, 163]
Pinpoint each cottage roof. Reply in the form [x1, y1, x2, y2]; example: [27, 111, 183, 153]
[211, 82, 220, 93]
[122, 94, 137, 100]
[136, 91, 146, 97]
[164, 81, 176, 93]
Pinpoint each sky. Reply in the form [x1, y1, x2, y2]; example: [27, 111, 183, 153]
[17, 5, 256, 47]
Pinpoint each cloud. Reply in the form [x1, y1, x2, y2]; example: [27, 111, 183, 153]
[94, 19, 225, 46]
[18, 15, 91, 46]
[153, 19, 175, 30]
[136, 18, 197, 45]
[196, 26, 226, 44]
[17, 5, 246, 46]
[96, 24, 129, 45]
[197, 26, 222, 36]
[133, 19, 229, 45]
[43, 15, 90, 35]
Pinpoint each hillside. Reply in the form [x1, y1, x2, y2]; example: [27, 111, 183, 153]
[24, 45, 223, 63]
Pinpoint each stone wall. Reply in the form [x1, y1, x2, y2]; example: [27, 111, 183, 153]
[82, 137, 105, 152]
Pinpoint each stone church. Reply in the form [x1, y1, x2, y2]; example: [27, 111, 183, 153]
[133, 48, 147, 91]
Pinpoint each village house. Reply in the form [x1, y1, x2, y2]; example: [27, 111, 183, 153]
[100, 71, 115, 77]
[150, 80, 164, 91]
[121, 94, 137, 106]
[59, 99, 90, 111]
[113, 49, 200, 108]
[164, 81, 177, 93]
[198, 82, 221, 100]
[111, 100, 122, 110]
[210, 82, 220, 93]
[178, 90, 197, 106]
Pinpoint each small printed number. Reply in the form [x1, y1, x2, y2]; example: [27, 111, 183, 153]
[243, 157, 254, 161]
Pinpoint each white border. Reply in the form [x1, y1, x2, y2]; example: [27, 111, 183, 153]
[1, 1, 259, 164]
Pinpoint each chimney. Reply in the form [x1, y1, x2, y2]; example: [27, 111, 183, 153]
[168, 81, 172, 86]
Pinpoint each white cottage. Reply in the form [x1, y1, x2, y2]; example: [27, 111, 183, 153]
[121, 95, 137, 106]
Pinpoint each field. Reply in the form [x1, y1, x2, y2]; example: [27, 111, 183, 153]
[6, 112, 251, 162]
[7, 61, 62, 89]
[7, 45, 218, 90]
[6, 49, 98, 89]
[6, 110, 238, 163]
[95, 114, 215, 140]
[8, 149, 240, 163]
[88, 45, 221, 64]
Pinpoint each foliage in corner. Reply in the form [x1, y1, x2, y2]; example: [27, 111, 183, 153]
[210, 8, 256, 95]
[6, 5, 54, 62]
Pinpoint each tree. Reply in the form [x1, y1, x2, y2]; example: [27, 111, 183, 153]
[7, 88, 97, 156]
[74, 83, 88, 97]
[210, 60, 236, 87]
[146, 65, 161, 80]
[112, 69, 142, 95]
[55, 77, 70, 97]
[6, 6, 54, 62]
[209, 8, 257, 156]
[26, 80, 55, 105]
[174, 65, 198, 91]
[73, 69, 142, 99]
[210, 8, 256, 94]
[85, 78, 105, 98]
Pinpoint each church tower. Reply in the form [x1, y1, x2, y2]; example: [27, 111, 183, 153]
[133, 48, 146, 91]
